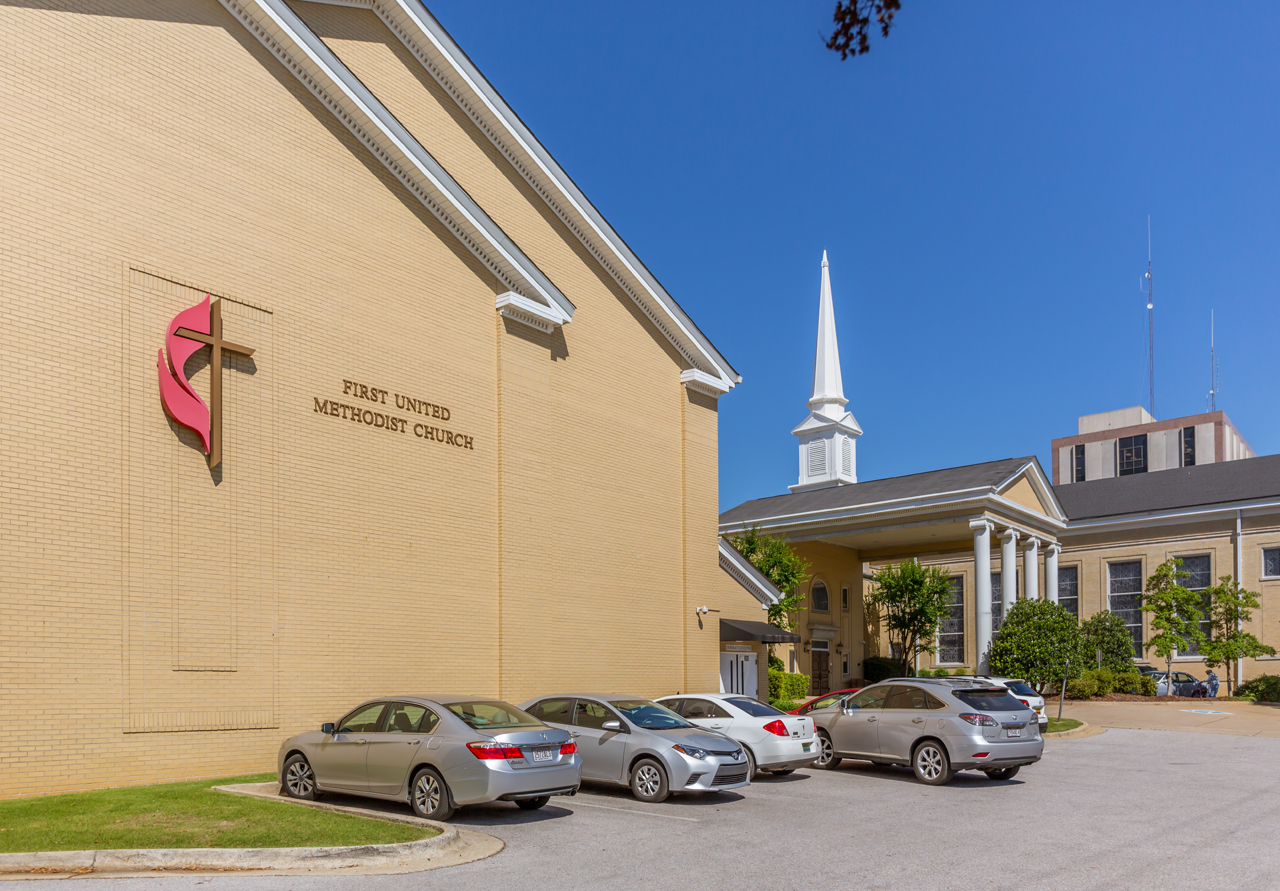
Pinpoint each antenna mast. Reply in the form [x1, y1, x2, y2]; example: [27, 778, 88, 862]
[1208, 311, 1218, 411]
[1142, 217, 1155, 418]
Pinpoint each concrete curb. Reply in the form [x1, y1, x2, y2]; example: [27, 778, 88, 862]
[0, 783, 503, 878]
[1043, 721, 1106, 740]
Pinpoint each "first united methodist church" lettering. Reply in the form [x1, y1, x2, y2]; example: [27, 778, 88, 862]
[313, 379, 475, 451]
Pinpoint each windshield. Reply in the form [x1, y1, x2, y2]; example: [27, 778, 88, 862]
[1003, 682, 1036, 697]
[610, 700, 691, 729]
[955, 689, 1028, 712]
[445, 700, 542, 731]
[725, 697, 784, 718]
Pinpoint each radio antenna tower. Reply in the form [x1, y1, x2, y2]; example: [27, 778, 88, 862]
[1208, 311, 1219, 411]
[1141, 217, 1155, 418]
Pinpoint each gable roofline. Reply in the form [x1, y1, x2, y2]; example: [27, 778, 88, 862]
[993, 459, 1068, 523]
[718, 539, 781, 608]
[224, 0, 575, 322]
[354, 0, 740, 390]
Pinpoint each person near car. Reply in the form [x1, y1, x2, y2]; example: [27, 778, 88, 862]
[1204, 668, 1220, 698]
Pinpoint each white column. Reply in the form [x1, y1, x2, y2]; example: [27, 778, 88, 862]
[971, 519, 994, 674]
[1000, 528, 1019, 618]
[1045, 543, 1061, 604]
[1024, 537, 1040, 601]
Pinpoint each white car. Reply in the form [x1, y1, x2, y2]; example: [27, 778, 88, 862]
[656, 694, 816, 777]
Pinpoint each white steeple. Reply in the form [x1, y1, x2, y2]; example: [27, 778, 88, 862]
[790, 252, 862, 493]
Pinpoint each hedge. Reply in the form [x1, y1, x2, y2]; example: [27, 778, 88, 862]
[1237, 674, 1280, 702]
[768, 669, 810, 702]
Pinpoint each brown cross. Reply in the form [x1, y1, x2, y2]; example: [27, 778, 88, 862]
[175, 298, 254, 468]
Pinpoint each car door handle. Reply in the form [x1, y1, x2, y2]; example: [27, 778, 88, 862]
[867, 717, 877, 722]
[408, 739, 420, 745]
[570, 732, 581, 738]
[912, 717, 925, 724]
[709, 724, 725, 729]
[356, 739, 367, 745]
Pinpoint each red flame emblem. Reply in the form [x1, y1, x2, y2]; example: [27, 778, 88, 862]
[157, 297, 212, 454]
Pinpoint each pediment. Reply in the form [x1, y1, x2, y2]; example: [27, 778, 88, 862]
[995, 462, 1066, 523]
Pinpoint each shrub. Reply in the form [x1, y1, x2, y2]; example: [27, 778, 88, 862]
[863, 656, 907, 683]
[988, 599, 1081, 691]
[1113, 671, 1144, 695]
[768, 669, 810, 702]
[1066, 676, 1099, 699]
[931, 668, 952, 677]
[1079, 611, 1139, 672]
[769, 700, 801, 712]
[1087, 668, 1117, 695]
[1236, 674, 1280, 703]
[1139, 675, 1158, 696]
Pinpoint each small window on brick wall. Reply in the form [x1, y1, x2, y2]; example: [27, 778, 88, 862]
[1264, 548, 1280, 579]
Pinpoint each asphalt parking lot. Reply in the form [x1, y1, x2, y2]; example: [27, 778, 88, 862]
[87, 728, 1280, 891]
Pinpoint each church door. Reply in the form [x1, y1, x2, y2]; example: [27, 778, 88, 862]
[810, 644, 831, 695]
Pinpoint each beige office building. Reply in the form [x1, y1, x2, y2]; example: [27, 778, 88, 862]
[0, 0, 780, 798]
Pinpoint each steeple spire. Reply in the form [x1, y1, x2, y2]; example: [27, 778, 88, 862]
[789, 251, 862, 493]
[809, 250, 847, 420]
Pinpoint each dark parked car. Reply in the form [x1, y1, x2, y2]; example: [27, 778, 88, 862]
[1153, 671, 1207, 697]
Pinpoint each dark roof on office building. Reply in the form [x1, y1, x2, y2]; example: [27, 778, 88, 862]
[1055, 453, 1280, 520]
[720, 456, 1037, 526]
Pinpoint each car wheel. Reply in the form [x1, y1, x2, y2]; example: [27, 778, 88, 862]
[630, 758, 670, 803]
[912, 740, 954, 786]
[410, 767, 455, 821]
[743, 747, 757, 777]
[983, 766, 1020, 781]
[813, 732, 842, 770]
[282, 754, 318, 801]
[769, 768, 796, 776]
[515, 795, 551, 811]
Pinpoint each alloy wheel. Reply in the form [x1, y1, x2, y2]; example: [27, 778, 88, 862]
[916, 745, 944, 781]
[634, 764, 661, 798]
[285, 760, 314, 797]
[815, 735, 833, 767]
[414, 772, 442, 816]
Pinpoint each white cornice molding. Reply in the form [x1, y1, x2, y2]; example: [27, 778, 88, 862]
[995, 460, 1068, 523]
[718, 539, 780, 608]
[681, 369, 731, 398]
[365, 0, 738, 392]
[496, 291, 564, 333]
[1063, 497, 1280, 536]
[220, 0, 574, 323]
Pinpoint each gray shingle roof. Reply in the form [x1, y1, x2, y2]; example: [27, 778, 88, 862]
[1054, 453, 1280, 520]
[720, 457, 1036, 526]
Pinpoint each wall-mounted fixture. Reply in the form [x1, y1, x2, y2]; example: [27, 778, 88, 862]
[835, 643, 845, 655]
[802, 640, 811, 653]
[695, 606, 721, 615]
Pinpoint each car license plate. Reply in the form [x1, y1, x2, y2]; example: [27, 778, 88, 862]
[531, 748, 554, 762]
[802, 742, 811, 753]
[1006, 728, 1021, 738]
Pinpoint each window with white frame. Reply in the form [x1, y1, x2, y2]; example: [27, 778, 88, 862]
[789, 649, 798, 673]
[1058, 565, 1079, 617]
[842, 653, 850, 676]
[937, 576, 964, 664]
[991, 573, 1004, 631]
[1108, 561, 1144, 657]
[1264, 548, 1280, 579]
[1179, 555, 1212, 656]
[842, 586, 849, 611]
[811, 580, 830, 612]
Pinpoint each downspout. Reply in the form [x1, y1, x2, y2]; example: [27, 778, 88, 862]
[1235, 510, 1244, 692]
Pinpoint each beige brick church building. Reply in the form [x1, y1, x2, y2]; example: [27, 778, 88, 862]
[0, 0, 779, 798]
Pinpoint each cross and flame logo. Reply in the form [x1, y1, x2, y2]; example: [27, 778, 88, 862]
[157, 296, 254, 468]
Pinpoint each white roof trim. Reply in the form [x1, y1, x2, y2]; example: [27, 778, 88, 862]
[221, 0, 574, 321]
[496, 291, 563, 333]
[719, 539, 781, 608]
[1064, 497, 1280, 535]
[994, 460, 1068, 523]
[681, 369, 731, 398]
[367, 0, 739, 391]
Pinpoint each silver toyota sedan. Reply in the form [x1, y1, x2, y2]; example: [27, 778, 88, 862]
[519, 695, 751, 802]
[278, 697, 581, 820]
[808, 678, 1042, 784]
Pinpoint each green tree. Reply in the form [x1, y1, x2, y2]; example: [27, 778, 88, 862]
[1142, 558, 1206, 687]
[727, 525, 810, 658]
[1079, 610, 1139, 672]
[988, 599, 1081, 693]
[1200, 576, 1276, 695]
[867, 560, 954, 677]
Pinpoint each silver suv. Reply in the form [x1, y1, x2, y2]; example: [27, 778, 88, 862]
[808, 679, 1042, 784]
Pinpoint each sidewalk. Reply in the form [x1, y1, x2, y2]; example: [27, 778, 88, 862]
[1050, 700, 1280, 738]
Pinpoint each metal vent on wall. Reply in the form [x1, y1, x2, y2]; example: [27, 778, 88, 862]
[808, 441, 826, 476]
[841, 438, 852, 476]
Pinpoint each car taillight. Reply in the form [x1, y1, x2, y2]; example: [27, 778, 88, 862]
[763, 720, 789, 737]
[973, 752, 990, 758]
[466, 742, 524, 760]
[1017, 699, 1030, 707]
[559, 741, 577, 755]
[959, 713, 999, 727]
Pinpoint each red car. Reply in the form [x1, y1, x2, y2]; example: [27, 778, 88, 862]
[787, 688, 863, 715]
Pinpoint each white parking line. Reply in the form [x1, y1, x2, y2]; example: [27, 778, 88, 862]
[568, 799, 700, 822]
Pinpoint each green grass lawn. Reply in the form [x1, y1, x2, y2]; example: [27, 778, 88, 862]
[1045, 718, 1083, 734]
[0, 773, 438, 853]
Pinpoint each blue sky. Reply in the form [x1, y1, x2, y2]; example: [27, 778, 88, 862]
[428, 1, 1280, 511]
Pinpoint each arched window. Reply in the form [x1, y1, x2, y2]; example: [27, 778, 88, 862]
[811, 580, 830, 613]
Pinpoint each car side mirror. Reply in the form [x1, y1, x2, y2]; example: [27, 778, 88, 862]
[601, 720, 625, 733]
[842, 708, 854, 716]
[321, 723, 335, 735]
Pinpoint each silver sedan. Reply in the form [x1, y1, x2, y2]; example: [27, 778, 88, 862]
[278, 697, 581, 820]
[520, 695, 751, 802]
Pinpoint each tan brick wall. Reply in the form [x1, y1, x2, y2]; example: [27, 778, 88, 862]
[0, 1, 741, 797]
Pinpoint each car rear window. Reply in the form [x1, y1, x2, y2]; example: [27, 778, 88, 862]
[1003, 682, 1036, 697]
[955, 689, 1027, 711]
[725, 697, 783, 717]
[445, 701, 542, 730]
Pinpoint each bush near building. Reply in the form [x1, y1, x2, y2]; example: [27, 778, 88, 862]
[1065, 668, 1157, 699]
[768, 669, 810, 702]
[1079, 611, 1140, 672]
[863, 656, 907, 683]
[989, 600, 1080, 692]
[1236, 675, 1280, 703]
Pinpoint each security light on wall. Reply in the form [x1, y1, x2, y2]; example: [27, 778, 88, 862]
[695, 606, 720, 615]
[803, 640, 811, 653]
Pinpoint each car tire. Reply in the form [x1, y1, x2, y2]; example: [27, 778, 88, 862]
[282, 754, 319, 801]
[743, 747, 757, 778]
[813, 732, 842, 770]
[983, 766, 1020, 781]
[630, 758, 670, 803]
[410, 767, 455, 821]
[911, 740, 954, 786]
[769, 768, 796, 776]
[515, 795, 551, 810]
